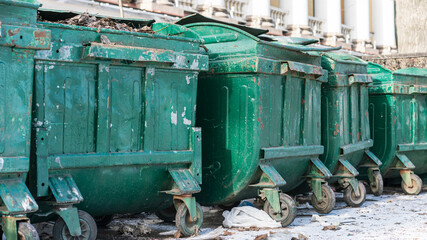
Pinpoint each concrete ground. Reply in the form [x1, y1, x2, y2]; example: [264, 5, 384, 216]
[36, 186, 427, 240]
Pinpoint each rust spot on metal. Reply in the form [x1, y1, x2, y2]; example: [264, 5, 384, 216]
[7, 28, 20, 36]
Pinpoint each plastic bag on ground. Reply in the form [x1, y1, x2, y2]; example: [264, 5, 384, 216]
[222, 206, 282, 228]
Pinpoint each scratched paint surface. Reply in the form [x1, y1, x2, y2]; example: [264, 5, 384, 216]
[318, 52, 375, 182]
[184, 22, 327, 205]
[28, 11, 207, 218]
[0, 0, 50, 218]
[368, 63, 427, 179]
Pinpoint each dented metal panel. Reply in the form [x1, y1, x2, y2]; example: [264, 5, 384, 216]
[182, 21, 330, 207]
[320, 52, 381, 187]
[0, 1, 47, 228]
[368, 63, 427, 179]
[27, 11, 207, 221]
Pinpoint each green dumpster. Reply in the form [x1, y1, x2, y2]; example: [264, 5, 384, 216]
[0, 0, 51, 239]
[178, 14, 337, 221]
[319, 53, 383, 207]
[28, 10, 208, 238]
[368, 63, 427, 195]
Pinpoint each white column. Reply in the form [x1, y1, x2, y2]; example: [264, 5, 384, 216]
[247, 0, 270, 17]
[280, 0, 308, 26]
[315, 0, 341, 34]
[372, 0, 396, 48]
[344, 0, 370, 41]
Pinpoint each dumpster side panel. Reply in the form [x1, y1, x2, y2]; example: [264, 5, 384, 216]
[36, 63, 96, 155]
[150, 69, 196, 151]
[196, 73, 260, 205]
[369, 95, 397, 177]
[260, 74, 283, 148]
[0, 47, 33, 159]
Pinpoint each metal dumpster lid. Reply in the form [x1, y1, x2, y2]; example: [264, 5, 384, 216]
[367, 62, 392, 75]
[393, 68, 427, 77]
[176, 13, 268, 37]
[38, 9, 155, 28]
[259, 35, 319, 45]
[321, 52, 368, 65]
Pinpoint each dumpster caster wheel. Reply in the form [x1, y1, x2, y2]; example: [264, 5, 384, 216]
[401, 174, 423, 195]
[311, 184, 336, 214]
[156, 205, 177, 222]
[175, 202, 203, 237]
[53, 210, 97, 240]
[17, 222, 40, 240]
[263, 193, 296, 227]
[370, 171, 384, 196]
[94, 215, 114, 227]
[218, 201, 240, 211]
[343, 182, 366, 207]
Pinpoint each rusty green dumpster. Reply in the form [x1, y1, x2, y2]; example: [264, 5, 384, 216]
[319, 53, 383, 207]
[178, 14, 337, 221]
[28, 10, 208, 238]
[368, 63, 427, 195]
[0, 0, 51, 239]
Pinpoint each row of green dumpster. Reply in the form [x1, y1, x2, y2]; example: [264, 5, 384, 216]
[0, 1, 426, 239]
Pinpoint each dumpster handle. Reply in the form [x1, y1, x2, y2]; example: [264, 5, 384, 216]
[83, 43, 175, 65]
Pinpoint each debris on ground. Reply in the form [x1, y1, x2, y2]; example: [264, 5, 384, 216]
[322, 225, 342, 231]
[118, 222, 151, 236]
[222, 206, 282, 228]
[253, 233, 268, 240]
[40, 12, 155, 34]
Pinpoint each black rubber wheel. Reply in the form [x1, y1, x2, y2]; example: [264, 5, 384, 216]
[53, 210, 97, 240]
[311, 184, 336, 214]
[175, 202, 203, 237]
[17, 222, 40, 240]
[370, 171, 384, 196]
[263, 193, 297, 227]
[401, 174, 423, 195]
[343, 181, 366, 207]
[155, 205, 177, 222]
[94, 215, 114, 227]
[218, 201, 240, 211]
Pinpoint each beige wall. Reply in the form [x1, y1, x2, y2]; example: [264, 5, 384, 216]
[396, 0, 427, 53]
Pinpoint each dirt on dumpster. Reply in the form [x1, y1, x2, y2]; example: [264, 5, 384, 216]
[39, 12, 155, 34]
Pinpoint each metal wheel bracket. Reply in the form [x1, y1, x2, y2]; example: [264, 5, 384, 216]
[165, 169, 201, 195]
[336, 159, 359, 177]
[1, 215, 29, 240]
[367, 168, 379, 187]
[363, 150, 382, 167]
[311, 179, 323, 202]
[347, 178, 360, 197]
[400, 169, 413, 188]
[173, 195, 197, 222]
[260, 188, 282, 215]
[249, 164, 286, 188]
[308, 158, 332, 178]
[395, 154, 416, 169]
[53, 206, 82, 236]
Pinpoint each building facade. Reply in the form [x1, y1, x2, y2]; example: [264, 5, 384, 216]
[39, 0, 402, 55]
